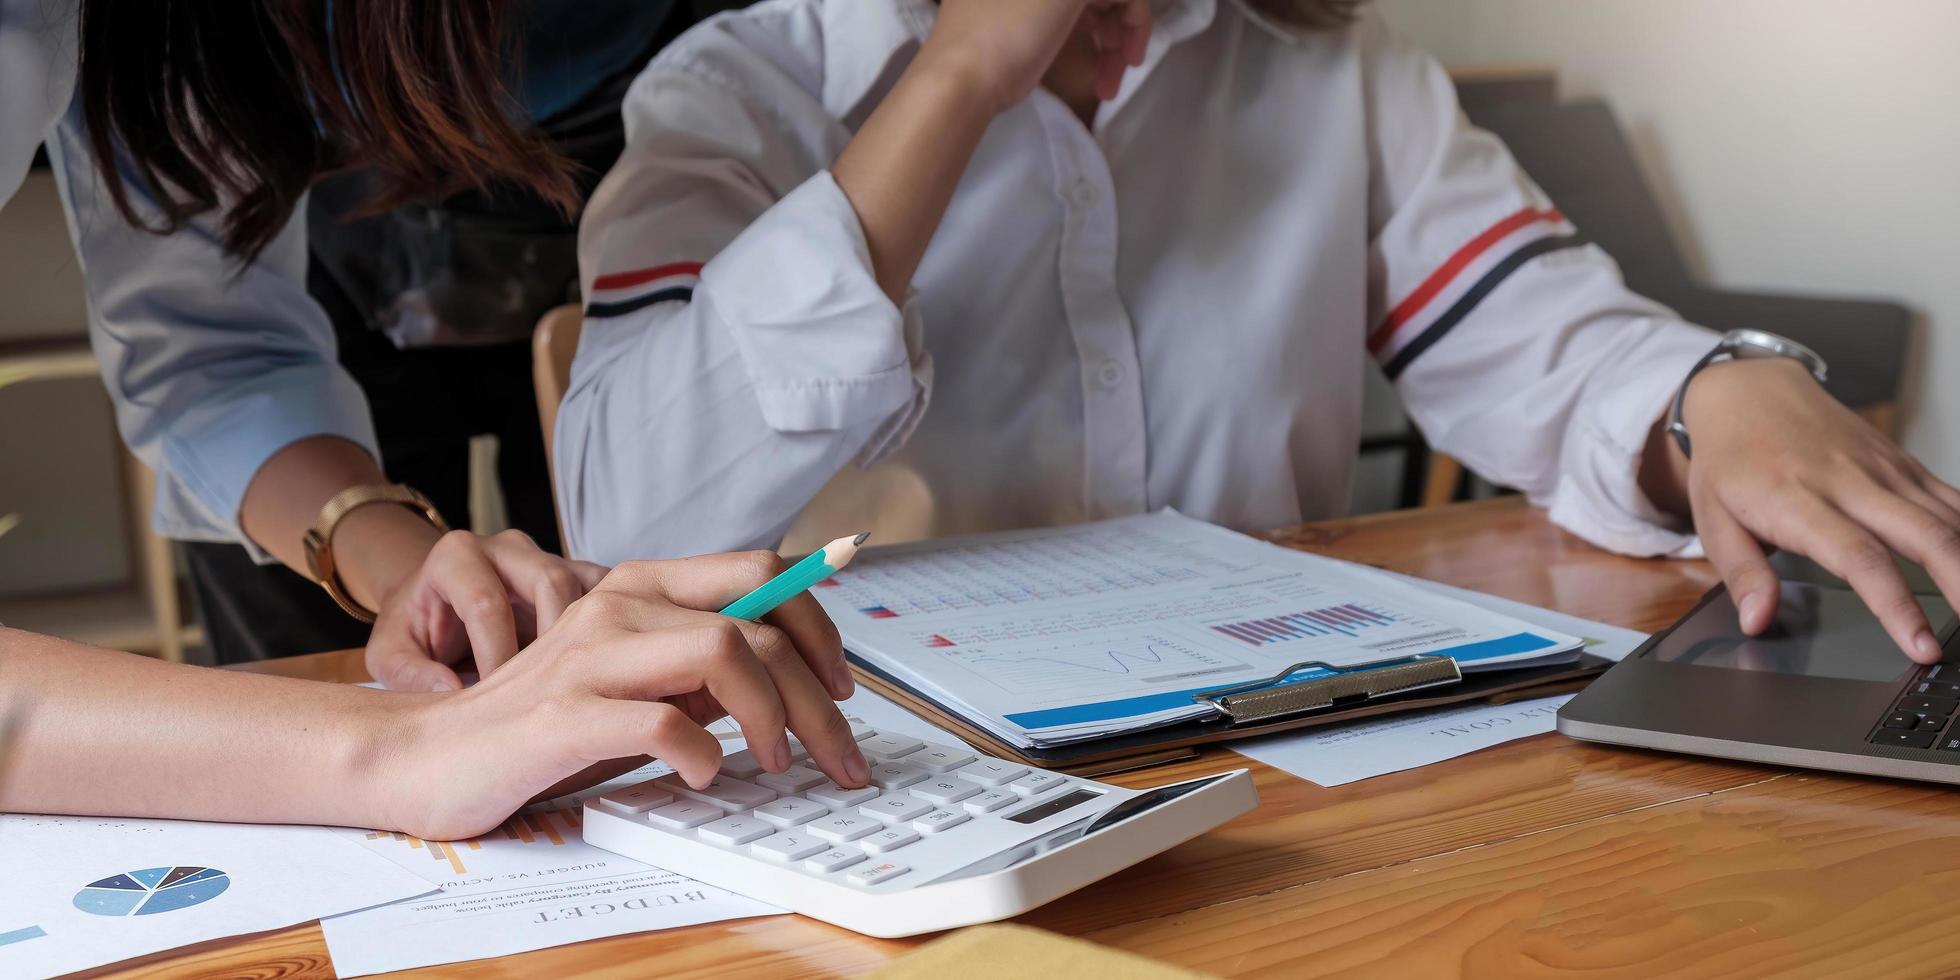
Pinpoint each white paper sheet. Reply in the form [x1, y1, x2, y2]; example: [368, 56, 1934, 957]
[817, 511, 1582, 747]
[0, 814, 434, 979]
[1231, 579, 1649, 786]
[320, 791, 779, 978]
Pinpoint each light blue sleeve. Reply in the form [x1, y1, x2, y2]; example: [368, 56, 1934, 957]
[46, 100, 379, 560]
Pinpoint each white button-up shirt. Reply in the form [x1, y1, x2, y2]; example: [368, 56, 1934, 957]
[558, 0, 1713, 564]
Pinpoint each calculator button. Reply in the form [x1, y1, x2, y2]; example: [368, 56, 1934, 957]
[806, 846, 866, 873]
[962, 790, 1016, 814]
[861, 793, 937, 824]
[1873, 729, 1938, 749]
[869, 761, 930, 790]
[861, 827, 920, 853]
[598, 781, 674, 813]
[913, 809, 969, 834]
[647, 801, 724, 830]
[806, 781, 881, 808]
[846, 861, 910, 887]
[657, 773, 777, 810]
[911, 746, 977, 773]
[860, 734, 926, 760]
[962, 760, 1029, 786]
[751, 832, 828, 862]
[698, 815, 775, 847]
[848, 721, 878, 741]
[808, 814, 880, 842]
[910, 777, 981, 805]
[717, 748, 767, 779]
[753, 797, 829, 827]
[755, 765, 829, 794]
[1007, 772, 1067, 796]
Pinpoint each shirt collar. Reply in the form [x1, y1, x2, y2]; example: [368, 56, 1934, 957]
[816, 0, 1301, 121]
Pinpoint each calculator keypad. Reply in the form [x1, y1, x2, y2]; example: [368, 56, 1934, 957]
[604, 726, 1113, 891]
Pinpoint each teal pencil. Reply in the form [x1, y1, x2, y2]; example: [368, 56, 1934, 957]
[719, 532, 871, 620]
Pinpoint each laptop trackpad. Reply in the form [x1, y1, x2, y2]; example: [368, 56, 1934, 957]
[1649, 581, 1945, 684]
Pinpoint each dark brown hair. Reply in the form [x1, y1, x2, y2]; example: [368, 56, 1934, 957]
[76, 1, 578, 263]
[1248, 0, 1366, 30]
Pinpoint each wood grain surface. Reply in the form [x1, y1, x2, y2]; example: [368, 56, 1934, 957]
[88, 499, 1957, 979]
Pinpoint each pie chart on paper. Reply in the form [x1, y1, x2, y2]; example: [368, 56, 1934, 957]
[71, 867, 231, 917]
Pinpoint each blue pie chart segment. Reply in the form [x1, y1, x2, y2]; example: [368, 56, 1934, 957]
[73, 867, 230, 917]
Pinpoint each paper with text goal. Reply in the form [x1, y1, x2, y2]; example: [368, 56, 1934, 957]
[813, 511, 1582, 748]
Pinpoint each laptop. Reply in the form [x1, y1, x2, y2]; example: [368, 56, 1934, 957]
[1558, 552, 1960, 784]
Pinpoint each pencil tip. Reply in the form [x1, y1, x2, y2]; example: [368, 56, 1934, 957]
[853, 531, 870, 545]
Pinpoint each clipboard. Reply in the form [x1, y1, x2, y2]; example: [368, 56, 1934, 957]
[849, 651, 1612, 777]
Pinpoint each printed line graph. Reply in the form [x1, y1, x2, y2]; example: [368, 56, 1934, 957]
[946, 635, 1242, 691]
[1211, 604, 1399, 646]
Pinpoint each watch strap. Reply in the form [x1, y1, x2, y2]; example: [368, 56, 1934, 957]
[302, 484, 449, 624]
[1667, 330, 1828, 460]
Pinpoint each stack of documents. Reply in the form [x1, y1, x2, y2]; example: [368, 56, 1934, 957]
[810, 511, 1582, 749]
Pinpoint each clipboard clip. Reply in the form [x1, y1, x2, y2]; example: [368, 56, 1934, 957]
[1190, 654, 1463, 723]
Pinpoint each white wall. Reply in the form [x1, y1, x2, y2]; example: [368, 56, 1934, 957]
[1379, 0, 1960, 478]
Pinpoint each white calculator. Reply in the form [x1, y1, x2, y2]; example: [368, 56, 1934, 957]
[581, 721, 1258, 938]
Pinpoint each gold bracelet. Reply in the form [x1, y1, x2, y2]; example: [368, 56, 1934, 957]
[301, 484, 449, 624]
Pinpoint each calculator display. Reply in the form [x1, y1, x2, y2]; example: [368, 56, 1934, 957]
[1006, 789, 1101, 824]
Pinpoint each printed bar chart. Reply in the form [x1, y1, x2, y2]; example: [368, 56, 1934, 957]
[363, 808, 582, 875]
[1211, 604, 1396, 646]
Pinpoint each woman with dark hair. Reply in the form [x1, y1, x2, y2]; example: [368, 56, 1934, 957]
[43, 1, 734, 684]
[0, 0, 871, 833]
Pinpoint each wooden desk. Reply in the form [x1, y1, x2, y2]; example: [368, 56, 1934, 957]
[112, 499, 1960, 979]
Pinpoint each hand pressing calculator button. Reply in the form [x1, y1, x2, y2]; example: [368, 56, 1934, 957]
[581, 722, 1259, 938]
[657, 773, 777, 810]
[807, 781, 881, 808]
[755, 765, 828, 794]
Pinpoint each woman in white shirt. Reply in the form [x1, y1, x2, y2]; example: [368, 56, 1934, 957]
[561, 0, 1960, 665]
[0, 0, 869, 836]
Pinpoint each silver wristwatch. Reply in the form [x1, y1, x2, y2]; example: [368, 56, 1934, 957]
[1667, 328, 1829, 459]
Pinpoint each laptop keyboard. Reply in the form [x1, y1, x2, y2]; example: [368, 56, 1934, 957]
[1871, 663, 1960, 750]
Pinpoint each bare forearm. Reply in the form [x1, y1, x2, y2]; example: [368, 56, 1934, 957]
[830, 56, 999, 302]
[237, 435, 444, 610]
[0, 628, 416, 828]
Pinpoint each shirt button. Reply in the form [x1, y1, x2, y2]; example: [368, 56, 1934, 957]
[1068, 180, 1099, 208]
[1096, 362, 1123, 388]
